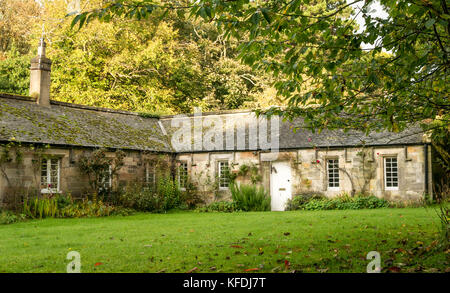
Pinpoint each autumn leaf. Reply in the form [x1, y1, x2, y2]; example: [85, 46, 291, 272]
[186, 267, 198, 273]
[387, 266, 401, 273]
[94, 262, 103, 267]
[244, 268, 259, 272]
[230, 245, 243, 248]
[284, 260, 290, 270]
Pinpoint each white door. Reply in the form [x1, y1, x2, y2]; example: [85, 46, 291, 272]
[270, 162, 292, 211]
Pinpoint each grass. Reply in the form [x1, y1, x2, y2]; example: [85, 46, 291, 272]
[0, 207, 447, 273]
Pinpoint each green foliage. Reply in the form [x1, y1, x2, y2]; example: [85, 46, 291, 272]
[77, 0, 450, 159]
[0, 210, 26, 225]
[287, 193, 390, 211]
[57, 198, 116, 218]
[118, 176, 189, 213]
[119, 182, 168, 213]
[236, 163, 262, 184]
[77, 148, 125, 195]
[0, 47, 31, 95]
[23, 195, 58, 219]
[286, 192, 325, 211]
[229, 183, 270, 211]
[180, 179, 204, 209]
[22, 193, 118, 219]
[196, 201, 238, 213]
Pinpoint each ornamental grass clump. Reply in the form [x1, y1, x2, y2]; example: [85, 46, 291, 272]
[230, 183, 270, 212]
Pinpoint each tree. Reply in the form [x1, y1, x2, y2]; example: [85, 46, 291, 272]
[0, 0, 276, 114]
[0, 47, 32, 95]
[72, 0, 449, 133]
[0, 0, 40, 54]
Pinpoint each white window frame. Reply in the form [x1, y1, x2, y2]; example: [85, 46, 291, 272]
[40, 158, 61, 194]
[177, 161, 188, 190]
[327, 158, 340, 191]
[145, 162, 156, 188]
[218, 160, 230, 190]
[99, 165, 112, 191]
[384, 156, 399, 190]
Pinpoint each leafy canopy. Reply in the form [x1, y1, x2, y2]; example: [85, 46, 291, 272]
[72, 0, 449, 135]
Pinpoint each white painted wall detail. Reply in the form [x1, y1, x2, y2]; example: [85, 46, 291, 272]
[270, 162, 292, 211]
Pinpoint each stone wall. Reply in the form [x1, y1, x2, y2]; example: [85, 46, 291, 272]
[0, 143, 432, 207]
[176, 144, 432, 203]
[0, 145, 169, 204]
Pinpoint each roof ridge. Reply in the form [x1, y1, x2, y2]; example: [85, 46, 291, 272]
[0, 93, 36, 102]
[0, 93, 160, 119]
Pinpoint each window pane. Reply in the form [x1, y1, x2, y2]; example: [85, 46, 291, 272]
[219, 161, 230, 188]
[178, 162, 188, 188]
[146, 164, 155, 188]
[385, 157, 398, 188]
[327, 159, 339, 188]
[40, 159, 48, 187]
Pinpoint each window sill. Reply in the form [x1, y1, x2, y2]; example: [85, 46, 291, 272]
[327, 187, 340, 191]
[385, 187, 399, 191]
[41, 189, 61, 194]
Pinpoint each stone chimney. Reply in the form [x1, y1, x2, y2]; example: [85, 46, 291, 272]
[30, 38, 52, 107]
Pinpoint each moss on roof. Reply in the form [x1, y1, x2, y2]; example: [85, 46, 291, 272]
[0, 95, 171, 152]
[0, 94, 424, 153]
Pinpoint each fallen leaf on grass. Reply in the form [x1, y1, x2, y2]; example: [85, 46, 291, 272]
[284, 260, 290, 270]
[244, 268, 259, 272]
[387, 266, 401, 273]
[94, 262, 103, 267]
[186, 267, 198, 273]
[230, 245, 243, 248]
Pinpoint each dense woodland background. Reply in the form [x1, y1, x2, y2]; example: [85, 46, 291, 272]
[0, 0, 282, 114]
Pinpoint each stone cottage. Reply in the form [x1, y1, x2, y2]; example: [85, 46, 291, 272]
[0, 40, 433, 210]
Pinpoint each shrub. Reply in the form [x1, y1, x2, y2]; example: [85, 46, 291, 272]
[0, 210, 26, 225]
[196, 201, 239, 213]
[286, 192, 325, 211]
[57, 199, 116, 218]
[180, 180, 204, 209]
[230, 183, 270, 211]
[287, 193, 389, 211]
[22, 193, 118, 219]
[157, 176, 181, 211]
[119, 176, 187, 213]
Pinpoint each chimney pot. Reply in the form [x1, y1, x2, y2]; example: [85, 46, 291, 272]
[37, 38, 46, 57]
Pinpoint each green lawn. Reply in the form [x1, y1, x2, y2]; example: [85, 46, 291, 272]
[0, 207, 447, 273]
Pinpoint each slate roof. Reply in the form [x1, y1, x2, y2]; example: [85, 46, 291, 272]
[0, 94, 171, 152]
[0, 94, 425, 152]
[160, 111, 425, 152]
